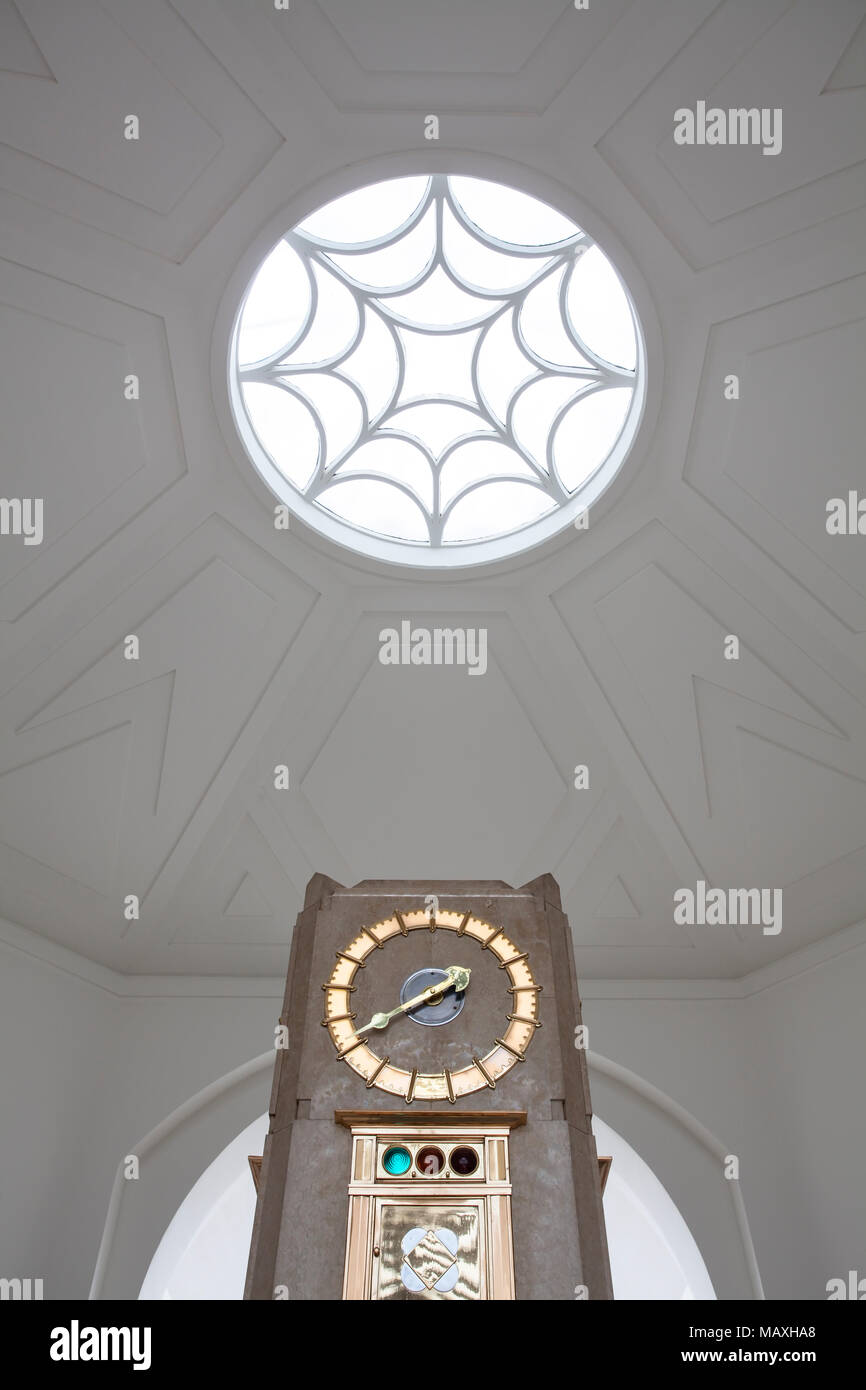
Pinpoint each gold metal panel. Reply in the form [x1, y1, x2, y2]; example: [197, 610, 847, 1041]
[374, 1137, 485, 1182]
[336, 1109, 526, 1130]
[342, 1194, 373, 1300]
[486, 1194, 516, 1300]
[341, 1114, 517, 1299]
[373, 1200, 485, 1301]
[353, 1137, 375, 1183]
[487, 1138, 507, 1182]
[598, 1155, 613, 1194]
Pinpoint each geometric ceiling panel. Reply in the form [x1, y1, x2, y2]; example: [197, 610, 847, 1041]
[22, 560, 278, 845]
[319, 0, 564, 73]
[170, 810, 294, 947]
[0, 0, 281, 258]
[683, 635, 866, 886]
[224, 872, 272, 917]
[0, 523, 318, 923]
[303, 618, 565, 881]
[594, 875, 640, 919]
[1, 0, 864, 981]
[0, 298, 146, 586]
[597, 0, 866, 266]
[593, 560, 842, 818]
[0, 665, 175, 959]
[732, 727, 866, 891]
[780, 841, 866, 945]
[0, 837, 112, 962]
[562, 806, 703, 965]
[0, 722, 129, 894]
[685, 280, 866, 640]
[551, 507, 866, 963]
[0, 0, 53, 78]
[656, 4, 866, 222]
[0, 260, 186, 628]
[669, 679, 866, 955]
[155, 779, 312, 967]
[582, 823, 653, 938]
[271, 0, 632, 112]
[823, 13, 866, 91]
[0, 1, 218, 209]
[717, 317, 866, 604]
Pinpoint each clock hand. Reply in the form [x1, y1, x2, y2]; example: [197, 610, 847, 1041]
[355, 965, 471, 1036]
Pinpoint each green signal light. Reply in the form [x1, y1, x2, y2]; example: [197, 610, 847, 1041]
[382, 1145, 412, 1176]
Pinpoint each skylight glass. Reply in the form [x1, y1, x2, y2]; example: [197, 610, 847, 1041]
[229, 174, 643, 566]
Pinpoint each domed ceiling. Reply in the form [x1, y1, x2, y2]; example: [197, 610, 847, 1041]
[0, 0, 864, 980]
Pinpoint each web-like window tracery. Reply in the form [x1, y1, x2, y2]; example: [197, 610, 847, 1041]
[230, 174, 642, 564]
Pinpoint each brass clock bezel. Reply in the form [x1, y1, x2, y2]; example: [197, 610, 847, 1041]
[321, 907, 541, 1102]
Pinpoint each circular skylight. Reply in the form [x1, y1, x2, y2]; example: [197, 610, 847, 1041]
[229, 174, 644, 567]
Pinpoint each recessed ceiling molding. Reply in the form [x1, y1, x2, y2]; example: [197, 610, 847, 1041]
[822, 14, 866, 91]
[265, 0, 632, 114]
[0, 0, 55, 79]
[594, 874, 640, 920]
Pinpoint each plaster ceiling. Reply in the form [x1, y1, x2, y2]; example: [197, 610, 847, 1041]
[0, 0, 864, 978]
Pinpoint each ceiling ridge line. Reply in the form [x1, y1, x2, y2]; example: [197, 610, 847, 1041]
[2, 908, 864, 1000]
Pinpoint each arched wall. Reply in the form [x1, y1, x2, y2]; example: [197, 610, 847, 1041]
[90, 1045, 757, 1300]
[138, 1110, 716, 1300]
[6, 917, 861, 1303]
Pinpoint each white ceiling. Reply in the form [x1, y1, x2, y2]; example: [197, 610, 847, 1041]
[0, 0, 864, 978]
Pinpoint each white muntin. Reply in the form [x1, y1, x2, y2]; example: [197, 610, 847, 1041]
[674, 880, 782, 936]
[673, 101, 783, 156]
[378, 620, 488, 675]
[228, 172, 646, 570]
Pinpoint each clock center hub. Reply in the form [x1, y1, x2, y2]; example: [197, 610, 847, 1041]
[400, 967, 466, 1028]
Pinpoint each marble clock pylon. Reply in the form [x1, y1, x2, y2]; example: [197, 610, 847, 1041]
[245, 873, 613, 1301]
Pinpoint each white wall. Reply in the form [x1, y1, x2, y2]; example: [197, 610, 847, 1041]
[743, 936, 866, 1300]
[139, 1114, 268, 1301]
[581, 991, 756, 1298]
[0, 932, 120, 1299]
[0, 919, 281, 1300]
[582, 923, 866, 1301]
[137, 1112, 715, 1300]
[2, 916, 863, 1301]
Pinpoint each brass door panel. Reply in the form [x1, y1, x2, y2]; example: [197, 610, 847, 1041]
[372, 1198, 486, 1301]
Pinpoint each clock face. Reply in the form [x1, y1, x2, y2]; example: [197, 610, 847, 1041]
[322, 907, 541, 1102]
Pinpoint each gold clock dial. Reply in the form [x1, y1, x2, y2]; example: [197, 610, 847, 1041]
[322, 907, 541, 1102]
